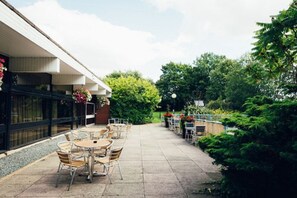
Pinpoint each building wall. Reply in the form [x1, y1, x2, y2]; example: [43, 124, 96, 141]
[95, 104, 110, 125]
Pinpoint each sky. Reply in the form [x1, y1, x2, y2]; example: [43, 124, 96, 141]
[6, 0, 293, 82]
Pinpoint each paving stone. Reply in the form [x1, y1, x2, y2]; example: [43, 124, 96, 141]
[103, 183, 144, 196]
[144, 173, 179, 183]
[144, 183, 185, 196]
[0, 124, 221, 198]
[17, 183, 65, 197]
[169, 161, 204, 173]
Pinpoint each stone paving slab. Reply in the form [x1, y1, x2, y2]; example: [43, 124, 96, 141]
[0, 123, 221, 197]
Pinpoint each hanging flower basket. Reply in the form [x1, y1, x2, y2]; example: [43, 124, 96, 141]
[0, 58, 7, 91]
[97, 96, 110, 107]
[72, 88, 92, 104]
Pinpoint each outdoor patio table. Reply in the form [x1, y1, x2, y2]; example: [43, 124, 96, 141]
[74, 139, 110, 182]
[79, 128, 106, 139]
[109, 123, 126, 138]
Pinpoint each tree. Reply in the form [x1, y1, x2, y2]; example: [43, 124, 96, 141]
[225, 55, 261, 111]
[156, 62, 192, 111]
[206, 58, 237, 101]
[189, 53, 214, 102]
[190, 53, 236, 103]
[105, 70, 143, 79]
[252, 0, 297, 97]
[104, 73, 160, 124]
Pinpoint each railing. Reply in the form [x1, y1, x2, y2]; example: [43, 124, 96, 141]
[108, 118, 129, 124]
[166, 114, 236, 135]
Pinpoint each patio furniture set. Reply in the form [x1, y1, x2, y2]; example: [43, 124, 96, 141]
[164, 116, 206, 144]
[55, 123, 131, 190]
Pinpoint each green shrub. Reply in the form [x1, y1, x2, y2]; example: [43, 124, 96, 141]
[182, 104, 212, 114]
[207, 99, 230, 110]
[198, 96, 297, 198]
[105, 76, 160, 124]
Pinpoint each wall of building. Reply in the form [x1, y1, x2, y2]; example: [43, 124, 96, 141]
[95, 104, 110, 125]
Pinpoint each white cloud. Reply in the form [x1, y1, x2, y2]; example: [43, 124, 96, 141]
[18, 0, 185, 81]
[146, 0, 292, 58]
[17, 0, 292, 81]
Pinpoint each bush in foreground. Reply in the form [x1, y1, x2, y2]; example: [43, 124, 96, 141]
[199, 96, 297, 198]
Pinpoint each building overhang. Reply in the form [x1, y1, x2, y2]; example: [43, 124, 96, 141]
[0, 0, 111, 95]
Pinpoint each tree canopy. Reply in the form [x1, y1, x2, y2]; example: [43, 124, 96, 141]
[252, 0, 297, 97]
[104, 72, 160, 124]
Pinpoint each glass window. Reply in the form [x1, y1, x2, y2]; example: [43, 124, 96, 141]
[52, 99, 72, 119]
[51, 122, 71, 136]
[0, 132, 4, 150]
[11, 94, 49, 124]
[75, 103, 85, 126]
[0, 92, 5, 125]
[9, 125, 48, 148]
[86, 103, 95, 115]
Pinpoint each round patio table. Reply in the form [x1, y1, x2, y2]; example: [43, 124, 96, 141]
[74, 139, 111, 182]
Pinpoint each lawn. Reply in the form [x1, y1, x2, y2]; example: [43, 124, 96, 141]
[151, 111, 164, 123]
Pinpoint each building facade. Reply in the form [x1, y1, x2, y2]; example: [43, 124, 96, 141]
[0, 0, 111, 152]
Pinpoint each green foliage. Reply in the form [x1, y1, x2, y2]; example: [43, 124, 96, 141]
[182, 104, 212, 115]
[105, 70, 143, 79]
[205, 57, 238, 101]
[199, 97, 297, 197]
[156, 53, 262, 112]
[252, 0, 297, 98]
[156, 62, 193, 110]
[190, 53, 217, 101]
[225, 55, 261, 111]
[105, 74, 160, 124]
[207, 99, 230, 110]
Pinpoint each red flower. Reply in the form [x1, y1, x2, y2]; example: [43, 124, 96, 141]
[163, 112, 173, 117]
[72, 88, 92, 104]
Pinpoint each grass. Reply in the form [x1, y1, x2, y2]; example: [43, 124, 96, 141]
[151, 111, 182, 123]
[151, 111, 164, 123]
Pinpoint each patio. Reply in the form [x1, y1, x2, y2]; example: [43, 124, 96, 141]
[0, 123, 221, 197]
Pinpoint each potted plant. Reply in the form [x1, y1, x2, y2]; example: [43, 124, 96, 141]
[72, 88, 92, 104]
[180, 114, 195, 138]
[163, 112, 173, 128]
[97, 96, 110, 107]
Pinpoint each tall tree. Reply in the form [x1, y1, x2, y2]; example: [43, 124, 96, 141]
[189, 53, 214, 101]
[252, 0, 297, 98]
[225, 55, 261, 111]
[156, 62, 192, 111]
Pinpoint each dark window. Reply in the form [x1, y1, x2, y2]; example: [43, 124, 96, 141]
[11, 94, 49, 124]
[51, 122, 71, 136]
[52, 99, 72, 119]
[10, 125, 48, 148]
